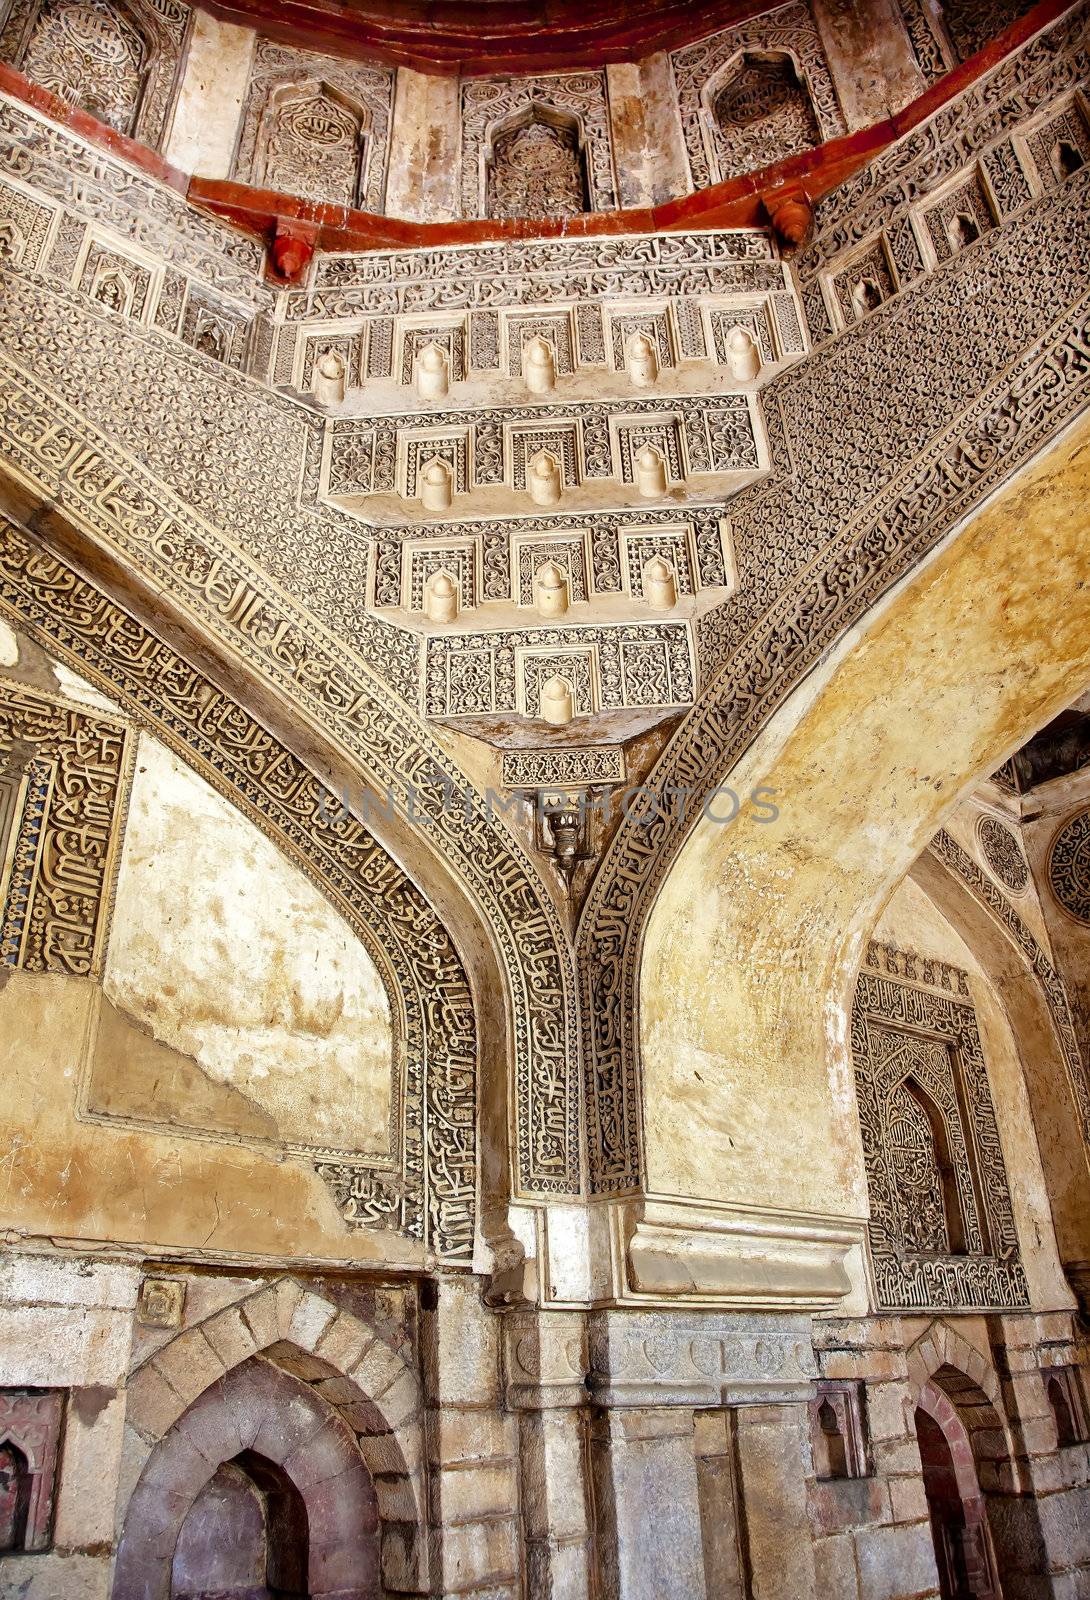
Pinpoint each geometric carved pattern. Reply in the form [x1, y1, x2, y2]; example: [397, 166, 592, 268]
[506, 312, 574, 377]
[501, 745, 626, 788]
[0, 1390, 64, 1552]
[0, 178, 55, 270]
[233, 38, 394, 212]
[79, 239, 151, 319]
[514, 537, 588, 607]
[424, 622, 694, 717]
[1048, 810, 1090, 925]
[977, 814, 1028, 893]
[710, 305, 776, 362]
[0, 677, 131, 975]
[852, 961, 1029, 1311]
[670, 3, 845, 190]
[461, 71, 616, 218]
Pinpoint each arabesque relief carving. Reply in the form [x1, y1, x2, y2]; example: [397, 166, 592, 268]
[670, 3, 844, 191]
[852, 952, 1028, 1311]
[1048, 809, 1090, 925]
[233, 38, 394, 211]
[461, 70, 615, 218]
[0, 0, 189, 147]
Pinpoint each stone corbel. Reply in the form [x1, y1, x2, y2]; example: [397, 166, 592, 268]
[270, 219, 318, 284]
[619, 1197, 863, 1310]
[761, 184, 814, 252]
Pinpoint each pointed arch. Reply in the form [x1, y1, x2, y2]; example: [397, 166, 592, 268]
[118, 1281, 427, 1596]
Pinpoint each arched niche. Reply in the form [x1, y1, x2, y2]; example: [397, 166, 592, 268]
[0, 0, 188, 147]
[484, 102, 589, 220]
[702, 48, 819, 181]
[907, 844, 1090, 1290]
[251, 77, 371, 207]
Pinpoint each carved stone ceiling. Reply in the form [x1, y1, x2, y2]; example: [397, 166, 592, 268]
[0, 0, 1088, 1220]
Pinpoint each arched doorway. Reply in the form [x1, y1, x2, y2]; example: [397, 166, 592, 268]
[113, 1353, 383, 1600]
[914, 1376, 1002, 1600]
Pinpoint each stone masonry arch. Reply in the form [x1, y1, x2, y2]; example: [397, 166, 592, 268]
[118, 1279, 427, 1596]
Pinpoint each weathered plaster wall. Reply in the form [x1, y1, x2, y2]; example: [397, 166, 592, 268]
[639, 415, 1090, 1230]
[606, 54, 690, 208]
[163, 9, 255, 179]
[0, 623, 411, 1266]
[810, 0, 926, 128]
[873, 874, 1075, 1312]
[101, 735, 393, 1156]
[385, 66, 461, 222]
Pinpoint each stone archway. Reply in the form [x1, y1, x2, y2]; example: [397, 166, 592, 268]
[908, 1327, 1049, 1598]
[914, 1380, 1001, 1600]
[117, 1282, 427, 1599]
[630, 414, 1090, 1283]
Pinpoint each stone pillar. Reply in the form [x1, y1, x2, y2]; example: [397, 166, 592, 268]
[589, 1406, 708, 1600]
[606, 55, 691, 207]
[735, 1403, 819, 1600]
[163, 9, 255, 178]
[424, 1278, 522, 1597]
[993, 1311, 1090, 1592]
[693, 1409, 746, 1598]
[810, 0, 926, 130]
[504, 1310, 593, 1600]
[385, 68, 462, 223]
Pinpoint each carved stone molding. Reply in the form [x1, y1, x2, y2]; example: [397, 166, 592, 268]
[670, 2, 845, 192]
[0, 676, 132, 975]
[585, 1307, 817, 1407]
[0, 527, 477, 1260]
[620, 1198, 861, 1311]
[852, 958, 1029, 1311]
[1048, 808, 1090, 924]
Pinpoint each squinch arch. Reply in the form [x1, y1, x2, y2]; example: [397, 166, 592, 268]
[633, 415, 1090, 1270]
